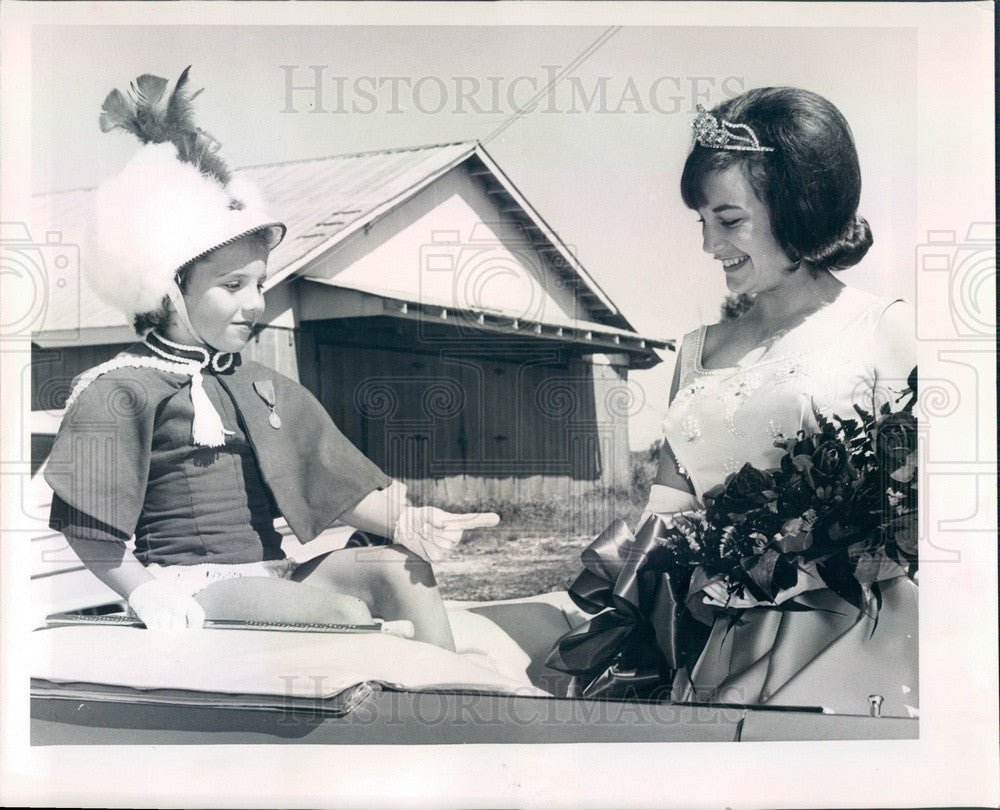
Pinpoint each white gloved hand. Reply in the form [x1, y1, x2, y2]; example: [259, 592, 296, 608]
[127, 578, 206, 631]
[393, 506, 500, 563]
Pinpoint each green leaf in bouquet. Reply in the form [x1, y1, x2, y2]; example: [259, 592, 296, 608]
[773, 553, 799, 591]
[812, 408, 831, 432]
[890, 451, 918, 483]
[794, 507, 818, 531]
[824, 521, 853, 542]
[886, 487, 904, 508]
[745, 549, 782, 599]
[687, 566, 714, 599]
[898, 366, 919, 412]
[853, 552, 906, 586]
[748, 530, 769, 553]
[792, 433, 817, 456]
[792, 454, 814, 472]
[839, 418, 860, 439]
[777, 516, 813, 554]
[853, 402, 874, 424]
[736, 567, 773, 603]
[778, 530, 813, 555]
[816, 556, 863, 609]
[846, 541, 869, 563]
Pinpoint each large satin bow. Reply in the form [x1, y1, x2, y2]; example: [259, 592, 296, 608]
[545, 515, 709, 699]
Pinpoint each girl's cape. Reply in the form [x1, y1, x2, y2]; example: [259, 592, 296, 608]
[44, 342, 391, 543]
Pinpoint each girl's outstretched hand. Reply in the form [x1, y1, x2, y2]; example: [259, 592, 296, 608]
[393, 506, 500, 563]
[127, 579, 206, 630]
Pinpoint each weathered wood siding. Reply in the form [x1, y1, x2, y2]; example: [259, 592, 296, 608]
[241, 326, 300, 380]
[300, 332, 632, 502]
[31, 342, 134, 413]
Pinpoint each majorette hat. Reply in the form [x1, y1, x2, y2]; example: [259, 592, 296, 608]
[88, 66, 286, 321]
[72, 68, 286, 448]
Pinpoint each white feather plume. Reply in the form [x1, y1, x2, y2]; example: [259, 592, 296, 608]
[88, 69, 285, 321]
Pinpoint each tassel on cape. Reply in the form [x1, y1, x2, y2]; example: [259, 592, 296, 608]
[188, 369, 227, 448]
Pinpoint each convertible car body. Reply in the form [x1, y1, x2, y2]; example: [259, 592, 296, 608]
[30, 593, 917, 745]
[27, 474, 916, 745]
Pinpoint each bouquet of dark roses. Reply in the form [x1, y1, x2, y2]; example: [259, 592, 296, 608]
[546, 368, 918, 698]
[681, 365, 918, 612]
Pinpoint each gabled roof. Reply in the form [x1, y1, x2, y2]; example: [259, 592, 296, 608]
[251, 141, 479, 289]
[31, 141, 664, 350]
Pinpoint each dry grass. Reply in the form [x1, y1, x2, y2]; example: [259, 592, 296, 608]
[435, 531, 598, 601]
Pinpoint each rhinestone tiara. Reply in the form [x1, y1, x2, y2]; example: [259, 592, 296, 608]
[692, 103, 774, 153]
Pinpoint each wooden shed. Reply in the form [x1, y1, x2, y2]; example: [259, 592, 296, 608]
[29, 141, 671, 503]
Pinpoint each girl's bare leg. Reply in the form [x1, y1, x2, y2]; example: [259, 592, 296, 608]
[292, 545, 456, 651]
[194, 576, 372, 625]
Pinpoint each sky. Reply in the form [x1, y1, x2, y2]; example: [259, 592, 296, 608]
[31, 23, 918, 448]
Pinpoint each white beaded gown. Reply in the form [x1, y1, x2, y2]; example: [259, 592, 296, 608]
[659, 285, 918, 716]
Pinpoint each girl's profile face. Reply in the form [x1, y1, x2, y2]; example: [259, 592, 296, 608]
[175, 235, 269, 352]
[695, 165, 794, 296]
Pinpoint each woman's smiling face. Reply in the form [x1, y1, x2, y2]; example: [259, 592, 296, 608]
[695, 165, 795, 296]
[174, 235, 269, 352]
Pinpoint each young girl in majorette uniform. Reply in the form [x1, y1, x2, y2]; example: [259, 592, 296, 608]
[46, 68, 496, 649]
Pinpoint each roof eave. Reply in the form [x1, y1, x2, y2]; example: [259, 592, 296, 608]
[470, 142, 637, 332]
[301, 279, 671, 368]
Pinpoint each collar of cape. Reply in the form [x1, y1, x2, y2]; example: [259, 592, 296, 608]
[63, 331, 245, 449]
[143, 330, 241, 374]
[54, 329, 393, 544]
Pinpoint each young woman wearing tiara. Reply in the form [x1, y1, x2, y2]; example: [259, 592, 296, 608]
[548, 88, 918, 713]
[642, 87, 918, 711]
[44, 68, 498, 650]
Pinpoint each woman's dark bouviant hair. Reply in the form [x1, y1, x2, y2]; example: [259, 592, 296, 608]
[132, 228, 273, 334]
[680, 87, 873, 272]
